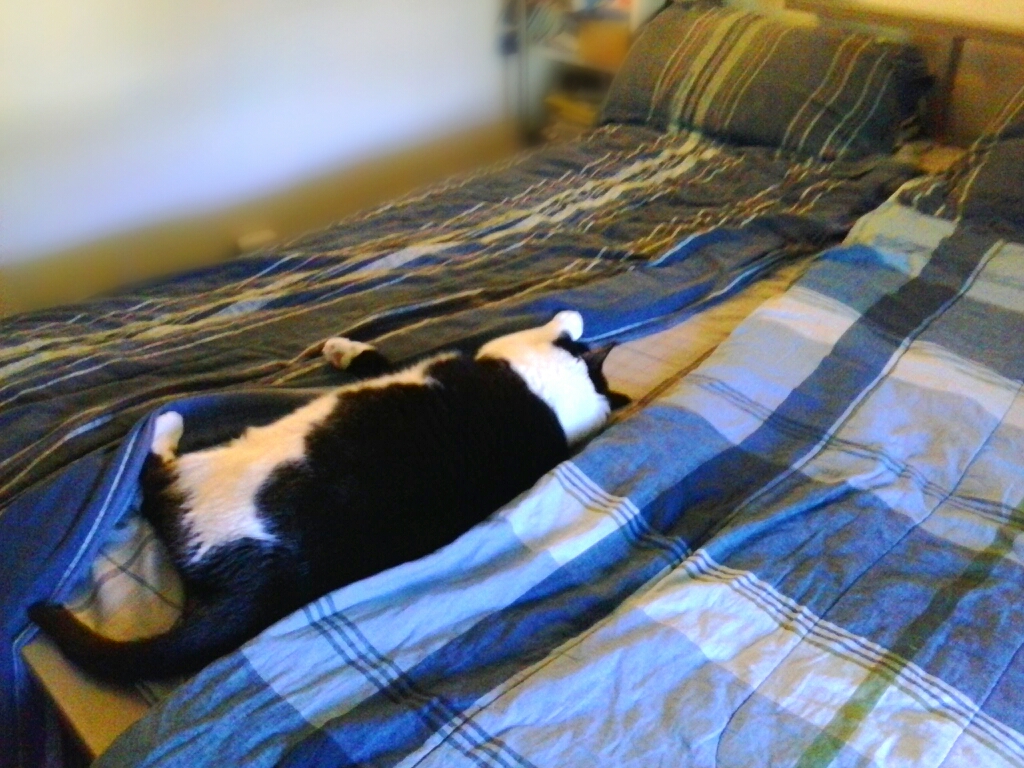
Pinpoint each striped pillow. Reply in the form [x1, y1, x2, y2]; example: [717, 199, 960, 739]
[601, 2, 931, 160]
[902, 84, 1024, 229]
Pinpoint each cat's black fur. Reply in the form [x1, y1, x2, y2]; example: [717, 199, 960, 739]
[30, 315, 627, 683]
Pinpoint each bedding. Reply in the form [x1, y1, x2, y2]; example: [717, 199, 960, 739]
[901, 83, 1024, 231]
[0, 124, 915, 766]
[52, 255, 816, 704]
[95, 173, 1024, 768]
[602, 1, 932, 160]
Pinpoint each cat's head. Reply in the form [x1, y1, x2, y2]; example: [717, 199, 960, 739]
[477, 311, 630, 445]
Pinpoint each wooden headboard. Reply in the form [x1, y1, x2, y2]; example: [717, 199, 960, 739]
[785, 0, 1024, 146]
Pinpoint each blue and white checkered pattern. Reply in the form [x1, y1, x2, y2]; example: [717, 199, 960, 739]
[98, 198, 1024, 767]
[0, 125, 916, 767]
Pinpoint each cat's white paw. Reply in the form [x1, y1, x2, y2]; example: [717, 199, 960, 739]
[152, 411, 184, 460]
[551, 311, 584, 341]
[323, 337, 375, 369]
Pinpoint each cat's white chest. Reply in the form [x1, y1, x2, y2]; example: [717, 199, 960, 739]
[170, 357, 443, 562]
[174, 394, 339, 561]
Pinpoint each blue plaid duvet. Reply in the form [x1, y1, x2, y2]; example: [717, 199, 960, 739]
[96, 198, 1024, 766]
[0, 126, 916, 767]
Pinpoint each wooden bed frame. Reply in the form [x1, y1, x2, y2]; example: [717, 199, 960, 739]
[21, 2, 1024, 763]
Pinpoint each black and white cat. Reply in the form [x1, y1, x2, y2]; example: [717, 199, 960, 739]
[30, 311, 628, 682]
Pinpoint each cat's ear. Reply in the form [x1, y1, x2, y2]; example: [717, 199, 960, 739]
[582, 343, 615, 373]
[606, 390, 632, 410]
[581, 342, 629, 410]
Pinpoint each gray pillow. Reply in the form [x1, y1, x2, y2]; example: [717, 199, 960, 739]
[601, 1, 931, 160]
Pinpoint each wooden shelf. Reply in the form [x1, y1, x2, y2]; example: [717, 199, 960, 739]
[536, 42, 620, 74]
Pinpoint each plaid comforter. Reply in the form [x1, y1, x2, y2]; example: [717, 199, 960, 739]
[0, 125, 913, 766]
[100, 198, 1024, 767]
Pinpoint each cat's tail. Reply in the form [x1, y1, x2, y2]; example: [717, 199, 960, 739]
[28, 593, 267, 683]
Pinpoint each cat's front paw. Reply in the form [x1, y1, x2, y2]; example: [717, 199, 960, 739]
[323, 337, 376, 370]
[151, 411, 184, 459]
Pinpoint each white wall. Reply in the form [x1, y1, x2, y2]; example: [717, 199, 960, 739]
[0, 0, 505, 266]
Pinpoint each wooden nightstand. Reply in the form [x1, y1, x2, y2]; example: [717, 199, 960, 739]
[541, 69, 612, 142]
[535, 13, 628, 142]
[517, 1, 662, 143]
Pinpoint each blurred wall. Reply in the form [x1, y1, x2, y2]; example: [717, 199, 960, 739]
[0, 0, 511, 313]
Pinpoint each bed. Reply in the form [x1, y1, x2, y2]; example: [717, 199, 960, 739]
[6, 1, 1022, 765]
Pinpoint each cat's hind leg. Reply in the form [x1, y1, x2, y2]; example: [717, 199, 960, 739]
[322, 337, 394, 377]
